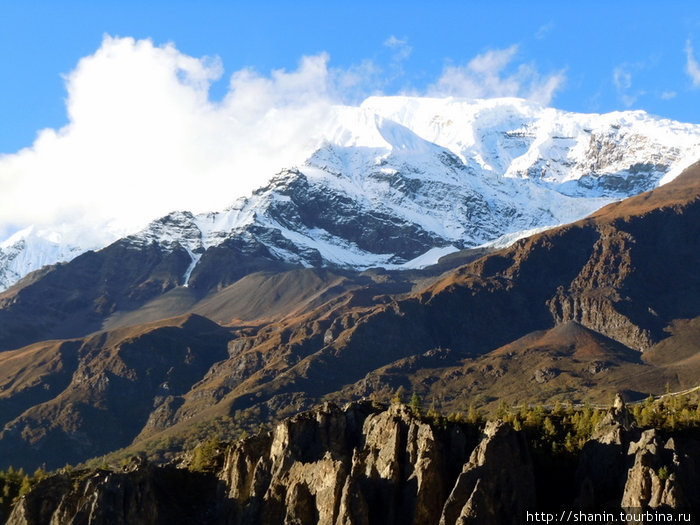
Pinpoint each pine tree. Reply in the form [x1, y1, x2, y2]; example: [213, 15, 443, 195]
[391, 386, 405, 404]
[409, 392, 422, 415]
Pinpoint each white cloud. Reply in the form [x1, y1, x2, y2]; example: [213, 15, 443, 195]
[384, 35, 412, 61]
[613, 64, 647, 107]
[661, 91, 677, 100]
[613, 65, 636, 106]
[613, 66, 632, 91]
[685, 39, 700, 87]
[331, 59, 385, 102]
[535, 22, 554, 40]
[0, 36, 342, 242]
[426, 45, 565, 105]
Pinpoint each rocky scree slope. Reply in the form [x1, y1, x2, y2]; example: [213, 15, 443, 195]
[7, 399, 700, 524]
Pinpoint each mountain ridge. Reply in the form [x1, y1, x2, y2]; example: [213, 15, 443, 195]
[0, 105, 698, 474]
[2, 96, 700, 291]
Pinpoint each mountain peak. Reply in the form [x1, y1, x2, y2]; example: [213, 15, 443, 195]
[3, 97, 700, 291]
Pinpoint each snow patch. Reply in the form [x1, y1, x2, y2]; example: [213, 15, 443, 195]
[480, 225, 556, 249]
[182, 249, 202, 287]
[397, 246, 460, 269]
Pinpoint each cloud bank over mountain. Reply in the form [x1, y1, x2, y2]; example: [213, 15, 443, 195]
[0, 37, 333, 240]
[0, 36, 567, 242]
[427, 45, 565, 103]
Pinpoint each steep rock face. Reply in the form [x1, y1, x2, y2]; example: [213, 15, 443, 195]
[439, 421, 535, 525]
[335, 404, 455, 525]
[218, 402, 491, 525]
[621, 429, 700, 511]
[7, 401, 700, 524]
[547, 226, 655, 351]
[621, 430, 675, 510]
[545, 205, 700, 351]
[256, 170, 447, 260]
[575, 395, 638, 510]
[7, 462, 229, 525]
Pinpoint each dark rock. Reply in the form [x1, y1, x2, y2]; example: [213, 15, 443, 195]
[533, 367, 558, 384]
[8, 400, 700, 525]
[574, 394, 637, 510]
[439, 420, 536, 525]
[621, 429, 700, 511]
[7, 464, 230, 525]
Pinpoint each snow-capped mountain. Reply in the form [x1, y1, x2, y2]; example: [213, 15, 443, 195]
[359, 96, 699, 191]
[2, 96, 700, 291]
[0, 226, 117, 291]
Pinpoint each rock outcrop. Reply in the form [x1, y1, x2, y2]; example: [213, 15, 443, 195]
[219, 402, 479, 525]
[621, 429, 700, 512]
[575, 394, 638, 510]
[7, 461, 230, 525]
[575, 395, 700, 516]
[8, 402, 541, 525]
[6, 400, 699, 524]
[439, 421, 535, 525]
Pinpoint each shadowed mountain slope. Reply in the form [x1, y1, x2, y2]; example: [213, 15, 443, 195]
[115, 162, 699, 450]
[0, 163, 697, 471]
[0, 314, 231, 469]
[197, 163, 699, 417]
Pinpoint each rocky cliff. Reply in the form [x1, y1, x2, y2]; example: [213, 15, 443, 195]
[7, 399, 699, 524]
[0, 165, 697, 473]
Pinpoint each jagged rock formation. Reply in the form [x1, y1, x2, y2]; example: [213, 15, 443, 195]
[7, 401, 699, 525]
[6, 402, 530, 525]
[439, 421, 535, 525]
[7, 461, 230, 525]
[219, 402, 478, 525]
[574, 396, 700, 515]
[574, 394, 638, 510]
[621, 429, 700, 512]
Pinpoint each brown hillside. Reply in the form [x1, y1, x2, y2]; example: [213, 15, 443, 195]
[0, 314, 231, 470]
[0, 163, 697, 470]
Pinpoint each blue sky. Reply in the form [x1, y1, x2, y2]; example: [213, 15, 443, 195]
[1, 1, 700, 242]
[2, 1, 700, 154]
